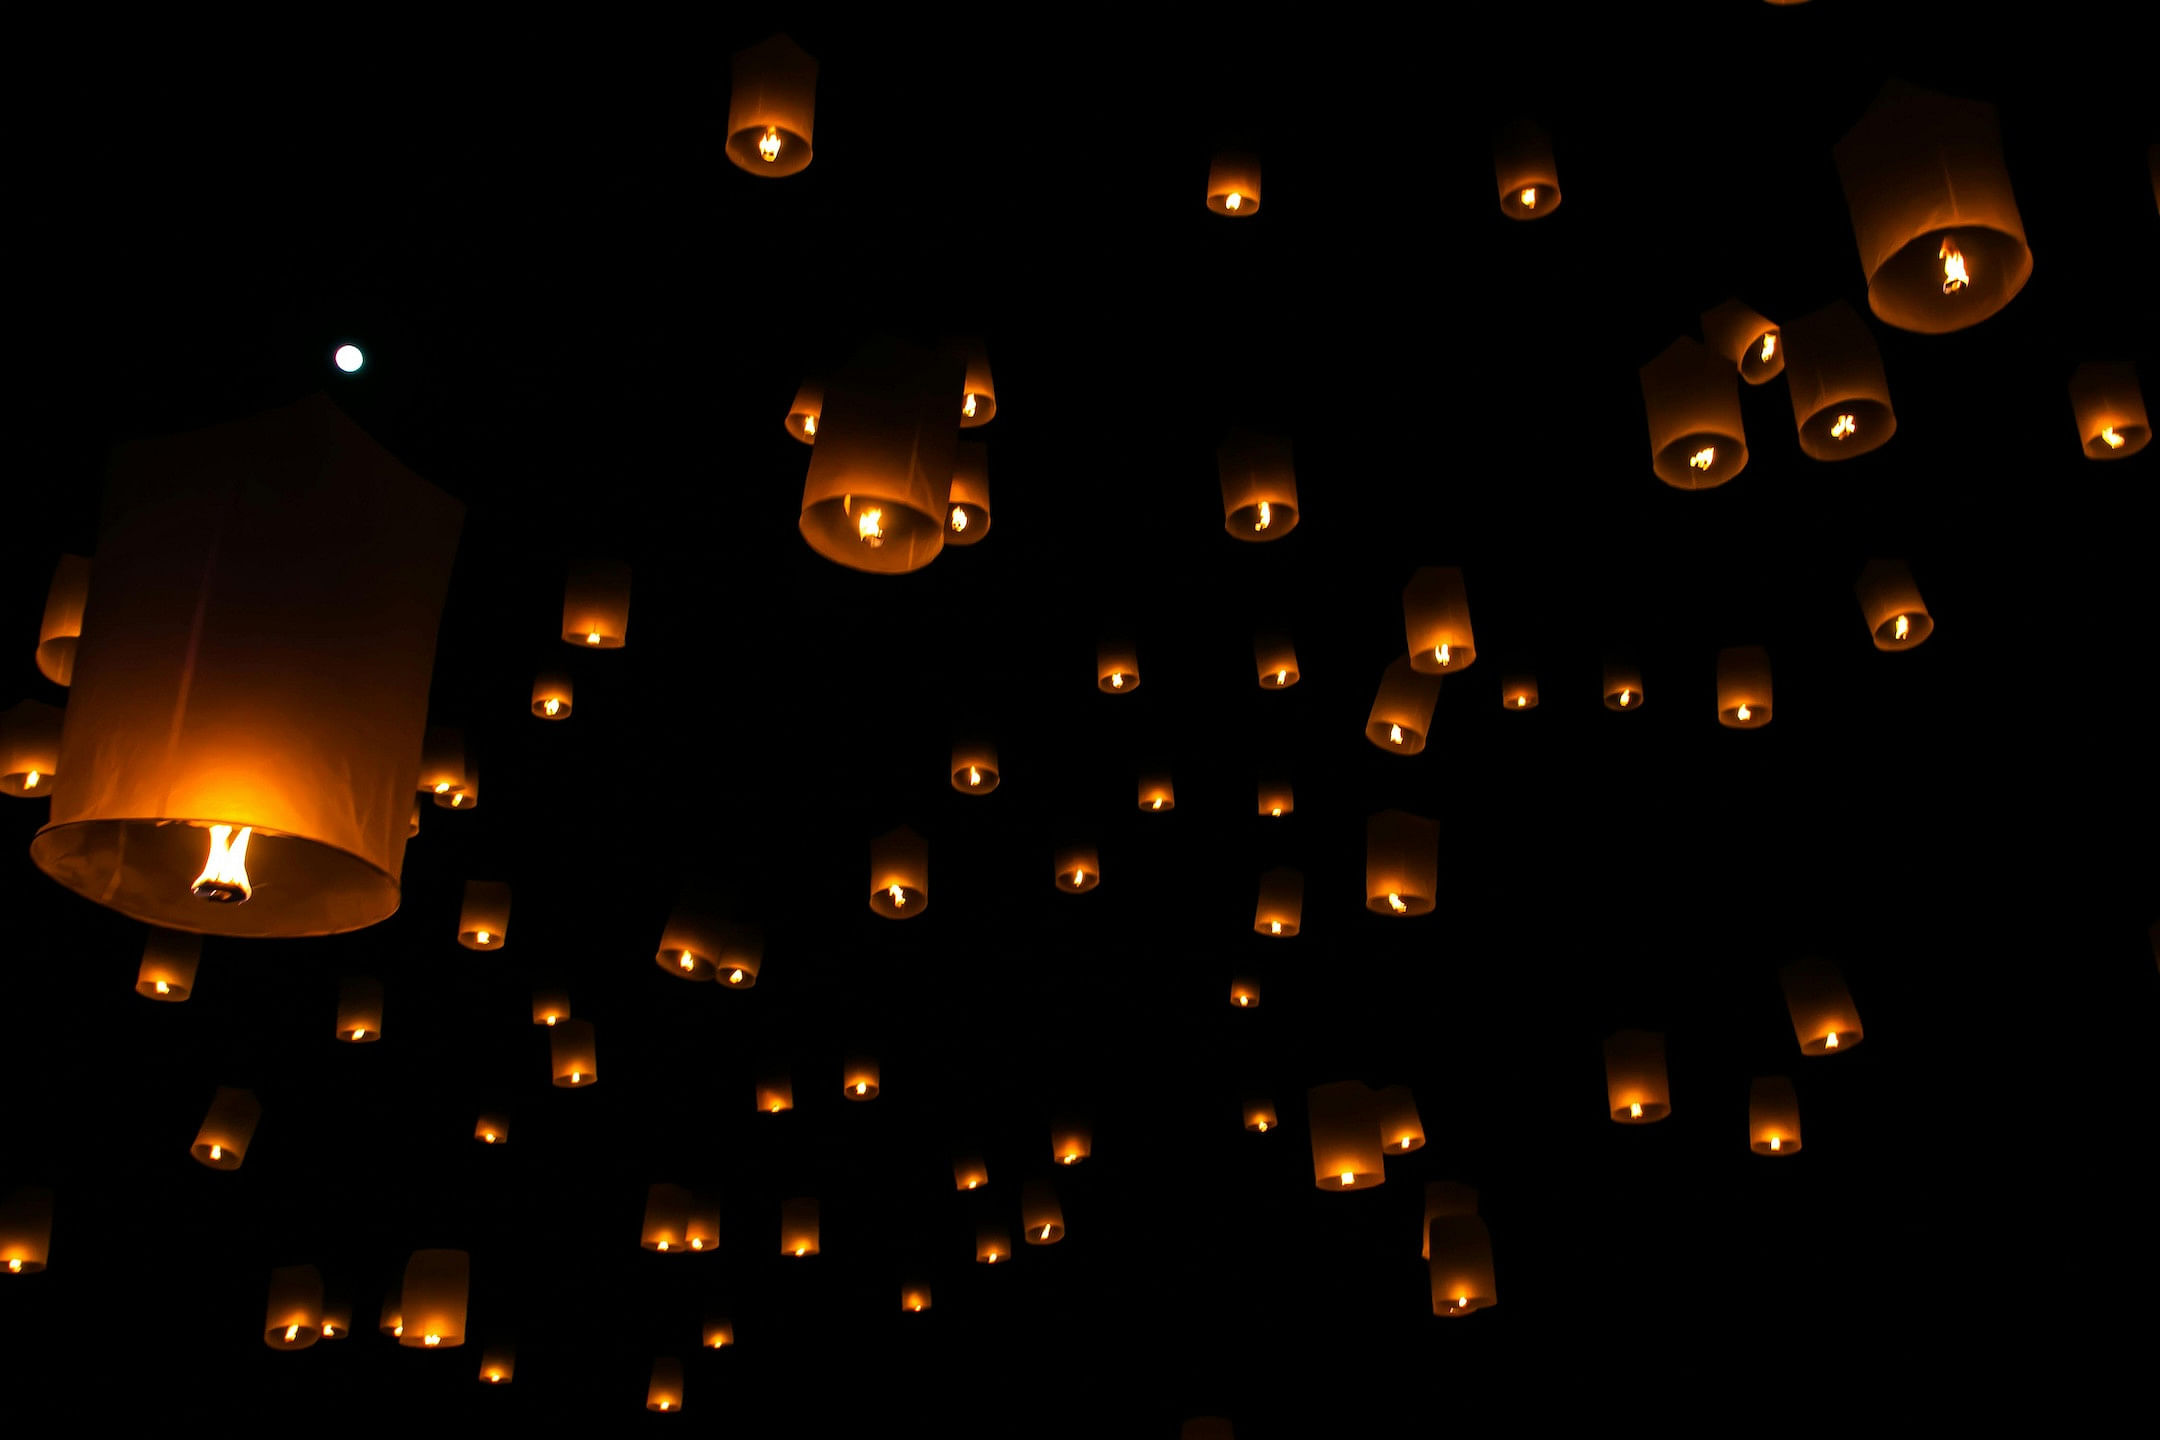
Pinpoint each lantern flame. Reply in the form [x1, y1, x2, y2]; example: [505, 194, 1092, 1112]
[1825, 1030, 1838, 1049]
[393, 1325, 403, 1337]
[1737, 703, 1751, 722]
[1689, 447, 1715, 471]
[1225, 191, 1243, 210]
[352, 1027, 366, 1041]
[1630, 1101, 1643, 1118]
[1270, 921, 1282, 934]
[966, 1180, 978, 1189]
[424, 1335, 441, 1347]
[285, 1325, 299, 1342]
[1151, 796, 1162, 810]
[1515, 695, 1527, 707]
[1110, 672, 1123, 688]
[23, 770, 37, 788]
[209, 1144, 222, 1160]
[543, 697, 560, 716]
[1436, 642, 1451, 666]
[1459, 1295, 1468, 1309]
[950, 506, 968, 532]
[450, 792, 464, 807]
[586, 631, 600, 645]
[856, 1081, 868, 1095]
[802, 414, 816, 438]
[1256, 1120, 1268, 1131]
[544, 1015, 557, 1026]
[967, 767, 981, 786]
[1400, 1135, 1413, 1149]
[1387, 893, 1406, 913]
[1072, 867, 1085, 887]
[758, 127, 781, 162]
[1276, 669, 1287, 685]
[155, 980, 170, 994]
[7, 1259, 21, 1272]
[1520, 187, 1537, 209]
[2101, 426, 2125, 449]
[191, 824, 252, 903]
[657, 1241, 669, 1251]
[986, 1251, 999, 1263]
[323, 1326, 334, 1337]
[680, 951, 695, 971]
[1759, 331, 1777, 363]
[1619, 689, 1632, 707]
[795, 1246, 807, 1257]
[476, 930, 491, 946]
[1769, 1136, 1781, 1151]
[434, 781, 450, 794]
[570, 1072, 582, 1084]
[1340, 1171, 1355, 1186]
[1893, 614, 1909, 641]
[887, 883, 906, 908]
[856, 507, 885, 546]
[1832, 413, 1857, 441]
[1042, 1224, 1053, 1240]
[1939, 236, 1969, 293]
[729, 968, 744, 984]
[483, 1131, 495, 1143]
[962, 393, 978, 419]
[1255, 500, 1271, 530]
[1388, 723, 1404, 745]
[1270, 806, 1282, 817]
[487, 1372, 502, 1382]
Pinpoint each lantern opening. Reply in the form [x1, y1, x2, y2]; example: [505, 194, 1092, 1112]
[190, 825, 253, 904]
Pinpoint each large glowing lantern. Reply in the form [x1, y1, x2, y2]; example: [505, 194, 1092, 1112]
[1255, 632, 1300, 689]
[800, 337, 964, 574]
[28, 397, 461, 936]
[562, 558, 632, 649]
[1495, 122, 1560, 219]
[1254, 867, 1303, 938]
[1603, 661, 1646, 712]
[1422, 1182, 1478, 1259]
[757, 1072, 794, 1113]
[1428, 1213, 1498, 1316]
[1749, 1077, 1802, 1155]
[264, 1264, 324, 1350]
[1366, 656, 1440, 754]
[1701, 299, 1785, 386]
[418, 726, 466, 799]
[784, 379, 822, 444]
[976, 1225, 1012, 1264]
[1403, 566, 1477, 675]
[479, 1346, 515, 1384]
[1206, 152, 1262, 216]
[2067, 362, 2150, 460]
[1243, 1098, 1278, 1133]
[646, 1356, 685, 1413]
[843, 1056, 880, 1100]
[530, 674, 572, 721]
[1219, 431, 1298, 540]
[1854, 558, 1933, 651]
[1054, 842, 1101, 894]
[1783, 301, 1896, 460]
[400, 1249, 468, 1348]
[1715, 646, 1773, 729]
[948, 441, 993, 543]
[335, 976, 384, 1043]
[1138, 774, 1176, 813]
[2, 1187, 54, 1274]
[458, 880, 511, 951]
[1365, 810, 1438, 917]
[1640, 337, 1748, 490]
[642, 1183, 692, 1252]
[1257, 779, 1294, 818]
[0, 700, 63, 797]
[902, 1282, 933, 1313]
[1833, 82, 2032, 333]
[1779, 957, 1864, 1056]
[531, 988, 571, 1027]
[192, 1085, 260, 1169]
[1375, 1084, 1425, 1154]
[1308, 1081, 1384, 1190]
[954, 1155, 989, 1191]
[1097, 640, 1141, 694]
[780, 1198, 819, 1257]
[1051, 1119, 1091, 1166]
[137, 928, 200, 1001]
[1500, 674, 1538, 711]
[951, 741, 1000, 795]
[868, 826, 929, 917]
[551, 1019, 598, 1087]
[1022, 1179, 1066, 1244]
[1603, 1030, 1671, 1123]
[473, 1113, 509, 1145]
[725, 33, 817, 177]
[954, 338, 997, 427]
[656, 904, 759, 986]
[36, 554, 91, 686]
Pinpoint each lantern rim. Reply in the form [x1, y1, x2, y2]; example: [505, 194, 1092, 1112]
[656, 948, 718, 982]
[725, 124, 813, 176]
[264, 1324, 322, 1349]
[1717, 704, 1773, 729]
[1797, 397, 1897, 460]
[1799, 1030, 1863, 1056]
[1610, 1102, 1672, 1124]
[2083, 423, 2150, 461]
[949, 764, 1001, 794]
[1224, 500, 1298, 540]
[1651, 432, 1749, 490]
[867, 884, 928, 918]
[944, 501, 992, 544]
[1750, 1138, 1804, 1157]
[1363, 720, 1428, 754]
[1365, 890, 1435, 917]
[800, 496, 945, 574]
[1867, 225, 2031, 334]
[1497, 181, 1561, 220]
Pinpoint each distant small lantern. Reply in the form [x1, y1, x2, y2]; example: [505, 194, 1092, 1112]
[1428, 1214, 1498, 1316]
[1243, 1099, 1278, 1133]
[1779, 957, 1864, 1055]
[1308, 1080, 1384, 1190]
[474, 1113, 509, 1146]
[1051, 1120, 1092, 1166]
[0, 700, 63, 797]
[800, 338, 963, 575]
[954, 1156, 989, 1191]
[1603, 661, 1645, 712]
[1640, 337, 1749, 490]
[1205, 151, 1262, 217]
[1495, 122, 1560, 219]
[1, 1186, 54, 1274]
[1365, 810, 1438, 917]
[901, 1282, 933, 1313]
[1715, 646, 1773, 729]
[1097, 640, 1140, 694]
[1854, 558, 1934, 650]
[686, 1195, 720, 1252]
[1229, 976, 1262, 1009]
[264, 1264, 324, 1350]
[1375, 1084, 1425, 1154]
[956, 339, 997, 427]
[948, 440, 993, 542]
[530, 674, 573, 721]
[1254, 867, 1303, 938]
[1403, 566, 1477, 675]
[843, 1056, 880, 1100]
[1254, 633, 1300, 689]
[531, 989, 570, 1027]
[136, 928, 201, 1001]
[192, 1085, 261, 1169]
[1138, 775, 1176, 812]
[399, 1249, 469, 1348]
[656, 906, 758, 986]
[725, 33, 817, 177]
[418, 725, 466, 799]
[551, 1019, 598, 1087]
[1749, 1076, 1803, 1155]
[562, 557, 632, 648]
[757, 1073, 794, 1113]
[335, 976, 384, 1043]
[1784, 301, 1896, 460]
[377, 1278, 402, 1337]
[642, 1183, 692, 1252]
[975, 1225, 1012, 1265]
[2067, 362, 2150, 460]
[1365, 656, 1440, 754]
[36, 554, 91, 686]
[1183, 1420, 1236, 1440]
[646, 1356, 686, 1413]
[319, 1302, 350, 1339]
[1219, 431, 1298, 540]
[703, 1317, 735, 1349]
[458, 880, 511, 951]
[1054, 843, 1101, 893]
[1833, 81, 2032, 334]
[479, 1346, 515, 1384]
[784, 379, 823, 444]
[951, 741, 1001, 795]
[1701, 298, 1785, 386]
[780, 1197, 819, 1257]
[868, 825, 929, 917]
[1257, 780, 1294, 818]
[1022, 1180, 1066, 1245]
[435, 761, 479, 810]
[1422, 1181, 1479, 1260]
[1500, 675, 1538, 711]
[1603, 1030, 1672, 1123]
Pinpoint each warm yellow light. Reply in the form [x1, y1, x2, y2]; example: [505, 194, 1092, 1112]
[986, 1251, 999, 1263]
[586, 631, 600, 645]
[1072, 868, 1085, 887]
[966, 1180, 978, 1189]
[352, 1027, 366, 1041]
[191, 824, 253, 903]
[962, 393, 978, 419]
[657, 1241, 669, 1252]
[1255, 500, 1271, 530]
[1458, 1295, 1468, 1309]
[1769, 1136, 1782, 1151]
[967, 766, 980, 786]
[154, 980, 170, 994]
[856, 506, 885, 546]
[2101, 426, 2125, 449]
[487, 1372, 502, 1382]
[1689, 446, 1715, 471]
[1387, 892, 1406, 913]
[1619, 689, 1632, 707]
[393, 1324, 403, 1337]
[1269, 921, 1282, 934]
[1630, 1101, 1643, 1118]
[23, 770, 37, 788]
[1276, 668, 1287, 685]
[323, 1325, 334, 1337]
[1825, 1030, 1839, 1049]
[1041, 1224, 1053, 1239]
[476, 930, 491, 945]
[1225, 190, 1243, 210]
[795, 1245, 807, 1257]
[1060, 1153, 1078, 1166]
[1893, 614, 1909, 641]
[1520, 187, 1537, 209]
[1399, 1135, 1412, 1149]
[950, 507, 968, 533]
[729, 968, 744, 984]
[679, 951, 694, 971]
[1388, 722, 1404, 745]
[570, 1072, 582, 1084]
[434, 781, 450, 794]
[691, 1239, 705, 1252]
[285, 1325, 299, 1342]
[1516, 694, 1528, 707]
[543, 697, 560, 716]
[1110, 672, 1123, 688]
[1270, 806, 1282, 817]
[658, 1401, 671, 1411]
[483, 1132, 496, 1143]
[423, 1334, 440, 1347]
[1737, 703, 1751, 722]
[449, 792, 464, 807]
[6, 1259, 20, 1273]
[209, 1144, 222, 1160]
[771, 1103, 784, 1112]
[1939, 236, 1969, 293]
[802, 414, 817, 438]
[1759, 331, 1777, 363]
[887, 883, 905, 908]
[1339, 1171, 1355, 1186]
[1832, 413, 1857, 441]
[856, 1081, 868, 1095]
[758, 127, 781, 162]
[544, 1014, 558, 1026]
[1150, 796, 1162, 810]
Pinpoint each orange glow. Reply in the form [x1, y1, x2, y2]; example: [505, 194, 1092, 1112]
[1759, 331, 1778, 363]
[1255, 500, 1271, 530]
[1939, 236, 1969, 293]
[1629, 1101, 1643, 1118]
[542, 698, 559, 716]
[586, 631, 600, 645]
[209, 1144, 223, 1160]
[191, 824, 253, 904]
[887, 883, 906, 909]
[950, 506, 968, 532]
[1689, 446, 1715, 471]
[1226, 191, 1243, 210]
[758, 127, 781, 162]
[1387, 892, 1407, 914]
[155, 980, 170, 995]
[1832, 413, 1857, 441]
[1520, 187, 1537, 209]
[487, 1372, 502, 1383]
[1825, 1031, 1839, 1049]
[962, 393, 978, 419]
[393, 1325, 403, 1337]
[1109, 672, 1123, 688]
[657, 1241, 669, 1252]
[802, 414, 816, 438]
[2102, 426, 2125, 449]
[1619, 689, 1632, 707]
[1388, 723, 1403, 745]
[1893, 614, 1909, 641]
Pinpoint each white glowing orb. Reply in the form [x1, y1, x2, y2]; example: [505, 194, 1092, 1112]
[333, 344, 365, 373]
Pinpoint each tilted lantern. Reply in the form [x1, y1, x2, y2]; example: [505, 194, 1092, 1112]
[657, 904, 758, 986]
[399, 1249, 469, 1348]
[1054, 843, 1101, 894]
[335, 975, 384, 1043]
[1254, 867, 1303, 938]
[551, 1019, 598, 1087]
[1374, 1084, 1425, 1154]
[2, 1186, 54, 1274]
[435, 760, 478, 811]
[1701, 299, 1785, 386]
[947, 440, 992, 543]
[1428, 1213, 1498, 1316]
[1365, 810, 1438, 917]
[1022, 1180, 1065, 1245]
[1257, 779, 1294, 818]
[784, 379, 822, 444]
[0, 700, 63, 798]
[1603, 661, 1645, 712]
[479, 1345, 515, 1384]
[1243, 1099, 1278, 1133]
[1308, 1081, 1384, 1190]
[530, 674, 572, 720]
[1138, 774, 1176, 812]
[458, 880, 511, 951]
[953, 1155, 988, 1191]
[703, 1317, 735, 1349]
[1603, 1030, 1671, 1123]
[1097, 640, 1140, 694]
[1229, 976, 1262, 1009]
[474, 1113, 509, 1146]
[264, 1264, 324, 1350]
[725, 33, 817, 177]
[1205, 151, 1261, 216]
[1749, 1076, 1803, 1155]
[1255, 633, 1299, 689]
[1495, 122, 1560, 218]
[901, 1282, 933, 1313]
[843, 1056, 880, 1100]
[976, 1225, 1012, 1265]
[757, 1072, 794, 1113]
[1051, 1119, 1092, 1166]
[562, 558, 632, 648]
[686, 1195, 720, 1253]
[1422, 1182, 1478, 1260]
[951, 741, 1000, 795]
[1715, 646, 1773, 728]
[36, 554, 90, 686]
[531, 989, 570, 1027]
[1779, 957, 1864, 1055]
[956, 339, 997, 427]
[418, 726, 466, 799]
[868, 826, 929, 917]
[780, 1197, 819, 1257]
[642, 1183, 692, 1252]
[646, 1356, 685, 1412]
[1855, 558, 1933, 650]
[1403, 566, 1477, 675]
[1218, 431, 1298, 540]
[1640, 337, 1748, 490]
[192, 1085, 260, 1169]
[2067, 362, 2150, 460]
[1784, 301, 1896, 460]
[800, 337, 963, 574]
[1500, 675, 1538, 711]
[1365, 656, 1440, 754]
[137, 928, 200, 1001]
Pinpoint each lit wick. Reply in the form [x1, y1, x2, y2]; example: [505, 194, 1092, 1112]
[423, 1334, 440, 1347]
[154, 980, 170, 995]
[1939, 236, 1969, 293]
[962, 393, 978, 420]
[1736, 703, 1751, 722]
[1759, 331, 1777, 363]
[209, 1144, 222, 1160]
[680, 951, 695, 971]
[1270, 921, 1282, 934]
[1629, 1102, 1643, 1118]
[1225, 191, 1242, 210]
[23, 770, 37, 788]
[1109, 672, 1123, 688]
[1520, 187, 1537, 209]
[1389, 723, 1404, 745]
[1041, 1225, 1053, 1240]
[543, 697, 560, 716]
[191, 824, 253, 904]
[1893, 614, 1909, 641]
[476, 930, 491, 945]
[1769, 1136, 1782, 1151]
[1072, 868, 1085, 887]
[950, 507, 969, 533]
[1255, 500, 1271, 531]
[729, 968, 744, 984]
[586, 631, 601, 645]
[1387, 893, 1407, 913]
[285, 1325, 300, 1342]
[1618, 689, 1632, 707]
[1825, 1031, 1839, 1050]
[888, 883, 906, 909]
[802, 414, 817, 438]
[1339, 1171, 1354, 1186]
[2101, 426, 2125, 449]
[1689, 446, 1715, 471]
[967, 766, 981, 786]
[1831, 413, 1856, 441]
[758, 127, 781, 162]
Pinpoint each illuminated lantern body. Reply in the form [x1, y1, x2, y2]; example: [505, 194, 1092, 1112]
[1403, 566, 1477, 675]
[1603, 662, 1645, 712]
[947, 441, 993, 542]
[1229, 976, 1262, 1009]
[975, 1225, 1012, 1264]
[1640, 337, 1748, 490]
[191, 1085, 260, 1169]
[725, 33, 817, 177]
[530, 674, 573, 721]
[901, 1283, 932, 1313]
[26, 397, 461, 937]
[1422, 1182, 1479, 1260]
[1183, 1420, 1236, 1440]
[800, 338, 962, 575]
[1500, 675, 1538, 711]
[376, 1279, 403, 1338]
[319, 1303, 351, 1340]
[1701, 299, 1785, 386]
[1051, 1120, 1091, 1166]
[1219, 431, 1298, 540]
[1138, 774, 1176, 812]
[1375, 1084, 1425, 1154]
[1494, 122, 1560, 219]
[1428, 1215, 1498, 1315]
[843, 1056, 880, 1100]
[434, 761, 479, 811]
[1243, 1099, 1278, 1133]
[1365, 810, 1438, 917]
[954, 1156, 989, 1191]
[646, 1356, 685, 1412]
[479, 1346, 516, 1384]
[1097, 640, 1141, 695]
[136, 928, 200, 1001]
[458, 880, 511, 951]
[1308, 1081, 1384, 1190]
[1779, 957, 1864, 1056]
[1205, 151, 1262, 217]
[1749, 1076, 1803, 1155]
[1054, 843, 1101, 893]
[785, 379, 823, 444]
[1366, 656, 1440, 754]
[2067, 362, 2150, 461]
[531, 989, 571, 1027]
[335, 975, 384, 1043]
[868, 826, 929, 917]
[1255, 633, 1300, 689]
[473, 1113, 509, 1145]
[418, 726, 466, 798]
[1257, 779, 1294, 818]
[1022, 1180, 1065, 1244]
[1715, 645, 1773, 729]
[1834, 82, 2032, 334]
[562, 557, 632, 648]
[1, 1186, 55, 1274]
[399, 1249, 469, 1348]
[264, 1264, 324, 1350]
[955, 338, 997, 428]
[657, 906, 757, 986]
[550, 1019, 599, 1087]
[642, 1183, 692, 1252]
[1254, 866, 1303, 938]
[1784, 301, 1896, 460]
[780, 1198, 819, 1257]
[0, 700, 63, 798]
[36, 554, 91, 686]
[951, 741, 1001, 795]
[757, 1073, 794, 1113]
[1603, 1030, 1672, 1123]
[1854, 558, 1934, 651]
[686, 1197, 721, 1253]
[703, 1318, 734, 1349]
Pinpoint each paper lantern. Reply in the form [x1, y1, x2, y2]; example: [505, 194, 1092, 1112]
[1054, 843, 1101, 893]
[1365, 810, 1438, 917]
[1495, 122, 1560, 218]
[1051, 1120, 1091, 1166]
[319, 1302, 350, 1339]
[868, 825, 929, 917]
[780, 1197, 819, 1257]
[136, 928, 200, 1001]
[703, 1317, 735, 1349]
[976, 1225, 1012, 1264]
[479, 1346, 515, 1384]
[956, 339, 997, 427]
[784, 379, 822, 444]
[1205, 151, 1261, 216]
[26, 398, 461, 937]
[1780, 957, 1864, 1055]
[1421, 1182, 1479, 1259]
[434, 760, 479, 811]
[1366, 656, 1440, 754]
[1257, 780, 1294, 818]
[1500, 675, 1538, 711]
[530, 674, 573, 721]
[725, 33, 817, 177]
[1229, 976, 1262, 1009]
[1784, 301, 1896, 460]
[263, 1264, 324, 1350]
[191, 1085, 260, 1169]
[1428, 1215, 1498, 1316]
[36, 554, 90, 686]
[1097, 640, 1140, 694]
[1603, 1030, 1671, 1123]
[951, 741, 1000, 795]
[532, 989, 570, 1027]
[551, 1019, 598, 1087]
[335, 976, 384, 1043]
[757, 1072, 794, 1114]
[1749, 1076, 1802, 1155]
[1640, 337, 1748, 490]
[1242, 1099, 1278, 1133]
[1138, 774, 1176, 812]
[657, 906, 758, 986]
[1834, 82, 2032, 333]
[954, 1156, 988, 1191]
[417, 726, 466, 798]
[1375, 1083, 1425, 1154]
[1022, 1180, 1065, 1245]
[458, 880, 511, 951]
[1854, 558, 1934, 650]
[1403, 566, 1477, 675]
[399, 1249, 468, 1348]
[562, 557, 632, 648]
[947, 440, 992, 543]
[646, 1356, 685, 1412]
[1218, 431, 1298, 540]
[0, 700, 63, 797]
[800, 337, 963, 574]
[2067, 362, 2150, 460]
[1715, 645, 1773, 729]
[1702, 298, 1785, 385]
[1603, 661, 1645, 712]
[643, 1183, 692, 1252]
[1254, 867, 1303, 938]
[1183, 1420, 1236, 1440]
[2, 1187, 54, 1274]
[1308, 1081, 1384, 1190]
[901, 1282, 932, 1313]
[1254, 633, 1300, 689]
[686, 1196, 720, 1253]
[843, 1056, 880, 1100]
[474, 1113, 509, 1146]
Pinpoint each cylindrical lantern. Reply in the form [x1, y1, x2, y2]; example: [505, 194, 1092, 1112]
[479, 1345, 515, 1384]
[1603, 661, 1645, 712]
[1365, 810, 1438, 917]
[1097, 640, 1140, 694]
[951, 741, 1000, 795]
[976, 1225, 1012, 1264]
[1254, 866, 1303, 937]
[780, 1197, 819, 1257]
[1715, 645, 1773, 729]
[642, 1183, 691, 1252]
[1, 1186, 53, 1275]
[1784, 301, 1896, 460]
[458, 880, 511, 951]
[2067, 361, 2150, 460]
[1403, 566, 1477, 674]
[785, 379, 822, 444]
[531, 989, 570, 1027]
[1218, 431, 1298, 540]
[36, 554, 91, 687]
[335, 975, 384, 1043]
[800, 337, 963, 574]
[725, 32, 817, 177]
[1138, 774, 1176, 812]
[551, 1018, 598, 1087]
[646, 1356, 685, 1412]
[1243, 1098, 1278, 1133]
[1603, 1030, 1671, 1123]
[757, 1072, 794, 1113]
[1308, 1081, 1384, 1190]
[1854, 558, 1934, 650]
[947, 440, 992, 543]
[530, 674, 573, 721]
[319, 1302, 350, 1340]
[1428, 1215, 1498, 1315]
[1229, 976, 1262, 1009]
[703, 1317, 735, 1349]
[1495, 122, 1560, 218]
[1258, 779, 1294, 818]
[562, 557, 632, 648]
[1022, 1180, 1065, 1245]
[26, 398, 461, 937]
[398, 1249, 469, 1348]
[957, 339, 997, 427]
[0, 700, 63, 798]
[1051, 1120, 1091, 1166]
[417, 725, 466, 799]
[1205, 151, 1261, 216]
[434, 760, 478, 811]
[954, 1155, 988, 1191]
[686, 1196, 720, 1253]
[1054, 843, 1101, 894]
[1701, 298, 1785, 386]
[136, 928, 201, 1001]
[474, 1113, 509, 1145]
[1833, 82, 2032, 333]
[191, 1085, 261, 1169]
[264, 1264, 324, 1350]
[657, 905, 756, 986]
[1779, 957, 1864, 1055]
[1640, 337, 1748, 490]
[901, 1282, 933, 1313]
[868, 825, 929, 917]
[1366, 656, 1440, 754]
[1749, 1076, 1803, 1155]
[1422, 1181, 1479, 1260]
[843, 1056, 880, 1101]
[1500, 675, 1538, 711]
[1375, 1083, 1425, 1154]
[1255, 633, 1300, 689]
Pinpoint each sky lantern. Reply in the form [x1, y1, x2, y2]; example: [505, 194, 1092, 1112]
[1097, 639, 1141, 694]
[843, 1056, 881, 1100]
[458, 880, 511, 951]
[1784, 301, 1896, 460]
[136, 929, 200, 1001]
[1715, 646, 1774, 728]
[1494, 121, 1560, 218]
[1205, 151, 1261, 216]
[1365, 656, 1440, 754]
[530, 674, 572, 720]
[642, 1183, 692, 1252]
[399, 1250, 469, 1348]
[659, 904, 758, 985]
[479, 1345, 515, 1384]
[1749, 1077, 1803, 1155]
[1403, 566, 1477, 675]
[1603, 661, 1645, 712]
[2, 1186, 54, 1275]
[1374, 1084, 1425, 1154]
[954, 1155, 989, 1191]
[319, 1302, 350, 1340]
[948, 440, 993, 542]
[1779, 957, 1864, 1055]
[686, 1196, 720, 1252]
[1603, 1030, 1671, 1123]
[1138, 774, 1176, 812]
[869, 825, 929, 917]
[531, 989, 570, 1027]
[263, 1264, 324, 1350]
[1365, 810, 1438, 917]
[1422, 1182, 1478, 1260]
[800, 337, 963, 574]
[901, 1282, 932, 1313]
[1701, 298, 1785, 385]
[35, 554, 90, 686]
[1051, 1119, 1091, 1166]
[1219, 431, 1298, 540]
[1229, 976, 1262, 1009]
[473, 1113, 509, 1146]
[1257, 779, 1294, 818]
[1500, 675, 1538, 711]
[1834, 81, 2032, 334]
[1054, 842, 1101, 893]
[562, 557, 632, 648]
[1428, 1212, 1498, 1316]
[784, 379, 822, 444]
[780, 1198, 819, 1257]
[757, 1072, 794, 1114]
[418, 726, 466, 799]
[1854, 558, 1933, 650]
[0, 700, 63, 798]
[1242, 1099, 1277, 1133]
[551, 1019, 599, 1087]
[434, 760, 479, 811]
[703, 1317, 734, 1350]
[335, 976, 384, 1043]
[725, 33, 816, 177]
[1254, 866, 1303, 938]
[976, 1225, 1012, 1265]
[1640, 337, 1748, 490]
[2067, 362, 2150, 460]
[1308, 1081, 1384, 1190]
[951, 741, 1000, 795]
[646, 1356, 685, 1412]
[1254, 632, 1300, 689]
[192, 1085, 260, 1169]
[1022, 1180, 1066, 1245]
[955, 338, 997, 427]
